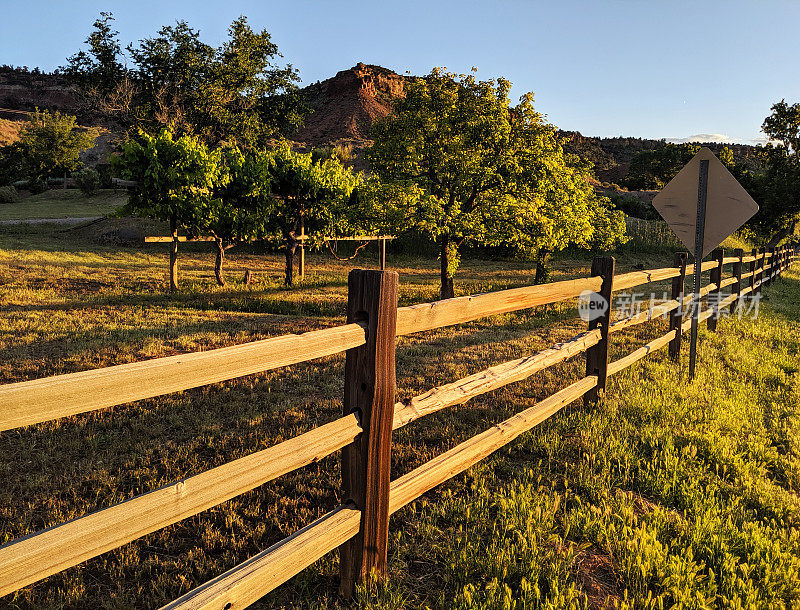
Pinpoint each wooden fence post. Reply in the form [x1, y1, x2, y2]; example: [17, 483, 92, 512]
[708, 248, 724, 332]
[669, 252, 687, 362]
[731, 248, 744, 315]
[584, 256, 614, 405]
[169, 222, 179, 293]
[756, 248, 765, 295]
[749, 248, 757, 295]
[339, 269, 398, 598]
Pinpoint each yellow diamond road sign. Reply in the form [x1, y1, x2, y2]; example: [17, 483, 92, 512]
[652, 147, 758, 258]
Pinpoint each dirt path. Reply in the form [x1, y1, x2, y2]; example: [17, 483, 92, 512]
[0, 216, 102, 226]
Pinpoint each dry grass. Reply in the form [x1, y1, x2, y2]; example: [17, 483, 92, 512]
[0, 118, 24, 146]
[0, 224, 796, 608]
[0, 189, 128, 221]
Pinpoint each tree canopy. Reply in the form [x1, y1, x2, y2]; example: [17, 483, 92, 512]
[63, 14, 305, 147]
[116, 129, 222, 291]
[266, 144, 363, 285]
[367, 69, 625, 297]
[4, 110, 98, 188]
[745, 100, 800, 244]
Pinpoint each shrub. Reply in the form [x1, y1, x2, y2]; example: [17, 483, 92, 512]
[28, 178, 48, 194]
[73, 167, 100, 195]
[95, 163, 114, 188]
[0, 185, 19, 203]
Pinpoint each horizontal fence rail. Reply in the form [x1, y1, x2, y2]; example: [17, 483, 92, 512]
[0, 245, 796, 609]
[0, 323, 368, 432]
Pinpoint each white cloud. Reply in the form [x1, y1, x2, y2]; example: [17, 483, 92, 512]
[667, 134, 776, 146]
[666, 133, 737, 144]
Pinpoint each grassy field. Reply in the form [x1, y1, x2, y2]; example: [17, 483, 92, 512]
[0, 224, 798, 609]
[0, 189, 127, 221]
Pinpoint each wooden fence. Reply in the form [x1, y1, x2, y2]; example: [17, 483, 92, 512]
[0, 244, 795, 609]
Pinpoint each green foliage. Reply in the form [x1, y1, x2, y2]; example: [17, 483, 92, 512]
[116, 128, 222, 232]
[625, 143, 700, 190]
[62, 12, 125, 95]
[609, 192, 660, 220]
[72, 167, 100, 196]
[744, 100, 800, 244]
[0, 142, 24, 186]
[64, 14, 305, 147]
[368, 68, 625, 297]
[0, 185, 19, 203]
[16, 109, 98, 183]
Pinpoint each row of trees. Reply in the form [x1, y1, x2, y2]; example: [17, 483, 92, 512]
[116, 69, 627, 296]
[118, 132, 364, 289]
[62, 13, 305, 148]
[62, 13, 627, 298]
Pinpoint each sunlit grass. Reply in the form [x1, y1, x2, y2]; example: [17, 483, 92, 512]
[0, 189, 127, 220]
[0, 225, 796, 608]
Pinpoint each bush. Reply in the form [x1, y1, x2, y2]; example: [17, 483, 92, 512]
[95, 163, 114, 188]
[73, 167, 100, 196]
[0, 185, 19, 203]
[28, 178, 48, 194]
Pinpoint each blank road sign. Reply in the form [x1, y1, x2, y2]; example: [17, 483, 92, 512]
[652, 147, 758, 257]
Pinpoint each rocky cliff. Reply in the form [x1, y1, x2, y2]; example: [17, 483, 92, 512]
[292, 63, 407, 146]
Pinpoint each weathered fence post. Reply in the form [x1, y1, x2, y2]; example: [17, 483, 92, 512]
[731, 248, 744, 315]
[669, 252, 687, 362]
[339, 269, 398, 598]
[749, 248, 757, 295]
[584, 256, 615, 405]
[708, 248, 724, 332]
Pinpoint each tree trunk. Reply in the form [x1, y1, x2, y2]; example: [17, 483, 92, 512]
[169, 218, 178, 293]
[214, 238, 226, 286]
[285, 241, 297, 286]
[298, 218, 305, 279]
[534, 250, 551, 285]
[439, 235, 455, 300]
[768, 221, 796, 248]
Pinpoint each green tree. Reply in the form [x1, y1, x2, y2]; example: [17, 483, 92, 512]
[367, 69, 625, 297]
[17, 109, 98, 186]
[624, 143, 699, 190]
[203, 147, 276, 286]
[62, 12, 126, 95]
[64, 14, 305, 146]
[266, 144, 362, 285]
[116, 129, 222, 291]
[745, 100, 800, 245]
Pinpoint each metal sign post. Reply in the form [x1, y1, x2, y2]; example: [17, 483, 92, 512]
[688, 160, 709, 379]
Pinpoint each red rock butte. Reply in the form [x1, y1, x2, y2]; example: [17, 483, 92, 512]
[292, 63, 408, 146]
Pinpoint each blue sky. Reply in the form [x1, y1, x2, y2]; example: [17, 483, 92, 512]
[1, 0, 797, 143]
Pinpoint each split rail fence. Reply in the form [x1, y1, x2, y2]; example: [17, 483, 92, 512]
[0, 244, 796, 609]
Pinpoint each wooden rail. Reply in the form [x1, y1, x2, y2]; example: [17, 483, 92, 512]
[0, 323, 367, 432]
[0, 246, 795, 608]
[395, 276, 602, 335]
[0, 413, 362, 597]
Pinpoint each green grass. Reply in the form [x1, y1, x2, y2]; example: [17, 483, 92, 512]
[0, 189, 127, 221]
[0, 225, 797, 609]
